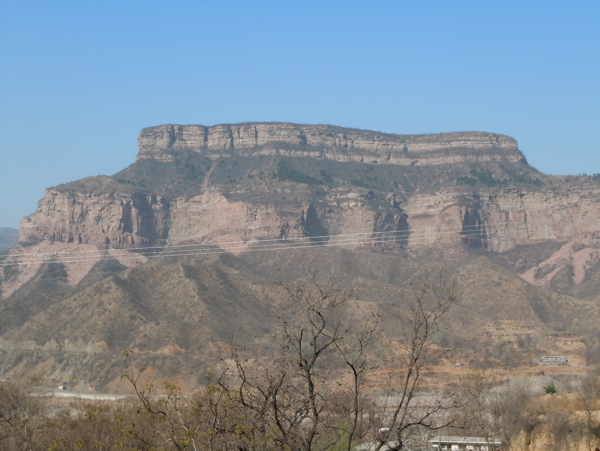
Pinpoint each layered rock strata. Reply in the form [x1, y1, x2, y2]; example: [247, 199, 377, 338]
[19, 185, 600, 253]
[137, 123, 524, 166]
[15, 123, 600, 286]
[20, 190, 169, 247]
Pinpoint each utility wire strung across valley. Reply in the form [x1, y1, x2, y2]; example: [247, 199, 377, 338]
[0, 220, 568, 268]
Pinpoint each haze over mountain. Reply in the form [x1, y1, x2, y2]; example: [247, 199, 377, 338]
[1, 123, 599, 391]
[0, 228, 18, 252]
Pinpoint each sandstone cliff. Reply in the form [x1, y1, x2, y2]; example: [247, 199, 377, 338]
[3, 122, 600, 392]
[9, 122, 600, 296]
[137, 123, 523, 166]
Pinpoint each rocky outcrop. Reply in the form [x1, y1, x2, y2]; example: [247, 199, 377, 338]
[19, 190, 170, 246]
[478, 188, 600, 252]
[19, 189, 409, 251]
[402, 187, 600, 252]
[12, 123, 600, 293]
[137, 123, 524, 166]
[19, 183, 600, 253]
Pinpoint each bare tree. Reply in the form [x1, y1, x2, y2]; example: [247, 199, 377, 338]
[374, 277, 460, 451]
[0, 378, 48, 451]
[578, 367, 600, 451]
[120, 273, 459, 451]
[121, 350, 240, 450]
[333, 307, 380, 451]
[452, 371, 499, 443]
[487, 380, 540, 450]
[232, 276, 378, 451]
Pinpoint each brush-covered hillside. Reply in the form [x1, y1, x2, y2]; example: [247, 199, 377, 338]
[2, 123, 600, 391]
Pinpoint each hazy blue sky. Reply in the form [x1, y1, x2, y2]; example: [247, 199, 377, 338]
[1, 2, 599, 228]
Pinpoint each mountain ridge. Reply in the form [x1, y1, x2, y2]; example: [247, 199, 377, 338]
[137, 122, 523, 166]
[11, 123, 600, 293]
[2, 122, 600, 390]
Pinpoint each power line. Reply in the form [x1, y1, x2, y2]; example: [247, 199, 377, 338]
[10, 216, 565, 260]
[0, 220, 577, 268]
[2, 223, 486, 260]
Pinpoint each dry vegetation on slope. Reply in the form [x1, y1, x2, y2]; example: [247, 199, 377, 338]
[2, 123, 600, 449]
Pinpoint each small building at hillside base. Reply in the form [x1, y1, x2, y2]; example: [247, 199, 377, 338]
[429, 435, 502, 450]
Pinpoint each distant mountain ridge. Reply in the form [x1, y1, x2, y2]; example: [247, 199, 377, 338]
[0, 227, 18, 252]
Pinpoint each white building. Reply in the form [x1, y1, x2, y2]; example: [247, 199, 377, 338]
[429, 436, 501, 450]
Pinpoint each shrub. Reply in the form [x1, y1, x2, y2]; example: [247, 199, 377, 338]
[544, 382, 557, 394]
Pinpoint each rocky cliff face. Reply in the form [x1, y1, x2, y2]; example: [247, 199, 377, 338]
[4, 122, 600, 392]
[11, 123, 600, 295]
[137, 123, 524, 166]
[20, 190, 170, 247]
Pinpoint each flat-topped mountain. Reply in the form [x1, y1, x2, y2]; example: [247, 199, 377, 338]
[137, 123, 523, 166]
[2, 122, 600, 391]
[18, 124, 534, 248]
[16, 123, 598, 257]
